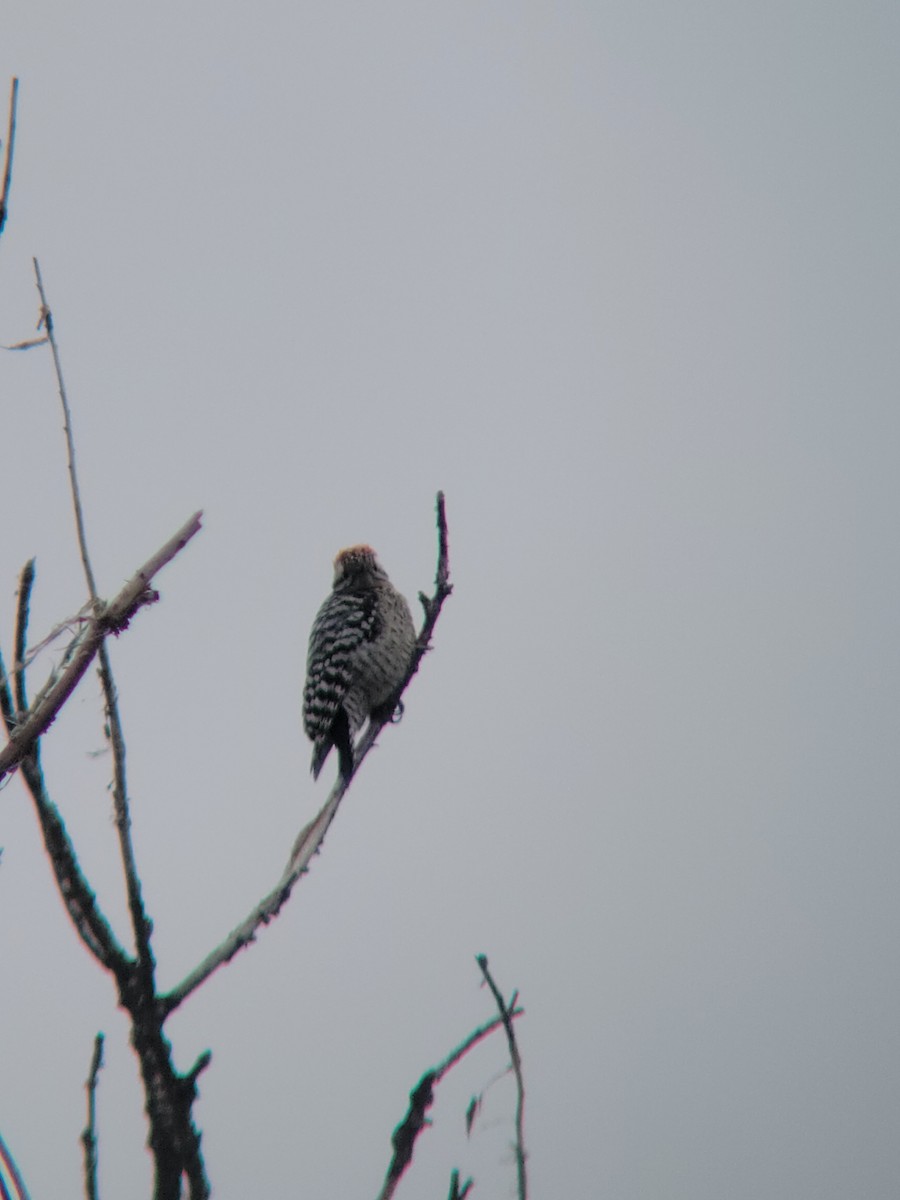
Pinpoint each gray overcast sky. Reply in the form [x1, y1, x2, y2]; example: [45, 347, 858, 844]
[1, 2, 899, 1197]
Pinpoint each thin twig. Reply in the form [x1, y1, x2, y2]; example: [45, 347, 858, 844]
[160, 493, 451, 1014]
[160, 775, 344, 1013]
[448, 1170, 473, 1200]
[33, 259, 98, 601]
[0, 511, 203, 781]
[32, 258, 171, 974]
[0, 600, 93, 704]
[17, 747, 132, 969]
[0, 78, 18, 239]
[81, 1032, 105, 1200]
[13, 559, 36, 719]
[0, 647, 16, 737]
[339, 489, 451, 788]
[476, 956, 527, 1200]
[376, 1005, 524, 1200]
[0, 1129, 30, 1200]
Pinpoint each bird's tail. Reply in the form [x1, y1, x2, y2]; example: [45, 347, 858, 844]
[311, 709, 354, 782]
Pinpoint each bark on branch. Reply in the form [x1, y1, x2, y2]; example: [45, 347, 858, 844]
[0, 77, 18, 240]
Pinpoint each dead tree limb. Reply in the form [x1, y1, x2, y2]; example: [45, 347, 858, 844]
[10, 270, 211, 1200]
[477, 955, 527, 1200]
[13, 557, 35, 723]
[34, 257, 157, 979]
[0, 511, 203, 782]
[0, 1129, 30, 1200]
[81, 1032, 105, 1200]
[0, 570, 132, 969]
[376, 1001, 525, 1200]
[447, 1170, 473, 1200]
[9, 252, 453, 1195]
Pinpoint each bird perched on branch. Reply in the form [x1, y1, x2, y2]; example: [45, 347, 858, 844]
[303, 545, 416, 781]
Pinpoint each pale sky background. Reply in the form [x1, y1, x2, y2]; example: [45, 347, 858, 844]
[1, 3, 899, 1198]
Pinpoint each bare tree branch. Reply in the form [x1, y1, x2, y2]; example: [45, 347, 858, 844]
[0, 511, 203, 782]
[160, 776, 344, 1014]
[476, 955, 527, 1200]
[17, 752, 132, 969]
[0, 1128, 30, 1200]
[0, 77, 18, 240]
[33, 258, 99, 602]
[0, 567, 134, 969]
[376, 1004, 525, 1200]
[0, 599, 90, 693]
[13, 558, 35, 719]
[161, 492, 452, 1014]
[33, 257, 159, 979]
[0, 628, 17, 736]
[81, 1032, 105, 1200]
[0, 444, 35, 743]
[447, 1170, 473, 1200]
[7, 252, 452, 1199]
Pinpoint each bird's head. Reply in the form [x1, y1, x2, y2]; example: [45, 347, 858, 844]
[332, 544, 386, 587]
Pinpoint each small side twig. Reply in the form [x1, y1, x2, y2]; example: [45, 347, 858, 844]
[448, 1170, 473, 1200]
[345, 489, 452, 779]
[476, 955, 527, 1200]
[33, 258, 98, 602]
[0, 1129, 30, 1200]
[81, 1032, 105, 1200]
[0, 77, 18, 240]
[376, 1005, 524, 1200]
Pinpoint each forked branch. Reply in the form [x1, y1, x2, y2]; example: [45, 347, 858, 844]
[0, 517, 200, 973]
[33, 256, 157, 975]
[376, 997, 525, 1200]
[477, 954, 528, 1200]
[0, 511, 203, 783]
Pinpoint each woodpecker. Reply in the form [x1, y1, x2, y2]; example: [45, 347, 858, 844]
[303, 545, 416, 781]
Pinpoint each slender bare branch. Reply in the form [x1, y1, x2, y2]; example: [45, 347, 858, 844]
[353, 490, 452, 767]
[32, 256, 164, 977]
[0, 511, 203, 781]
[81, 1032, 105, 1200]
[0, 1129, 30, 1200]
[3, 590, 131, 966]
[33, 258, 99, 602]
[19, 753, 133, 969]
[448, 1170, 473, 1200]
[476, 955, 527, 1200]
[376, 1005, 524, 1200]
[0, 602, 91, 699]
[13, 558, 36, 719]
[0, 650, 15, 738]
[161, 776, 342, 1012]
[2, 335, 49, 351]
[0, 78, 18, 240]
[161, 493, 451, 1014]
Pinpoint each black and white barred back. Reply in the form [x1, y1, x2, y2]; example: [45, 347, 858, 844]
[303, 545, 416, 781]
